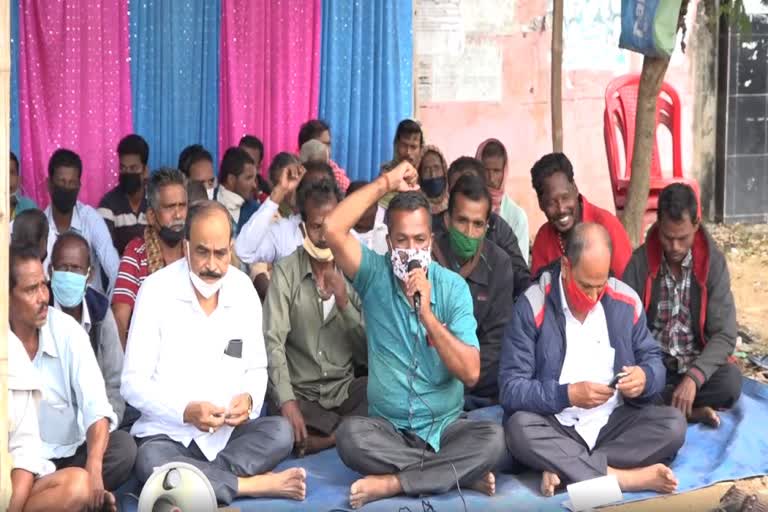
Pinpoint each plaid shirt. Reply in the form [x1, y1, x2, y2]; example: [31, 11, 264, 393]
[652, 251, 699, 373]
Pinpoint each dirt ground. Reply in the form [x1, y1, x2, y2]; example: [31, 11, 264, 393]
[607, 223, 768, 511]
[709, 223, 768, 382]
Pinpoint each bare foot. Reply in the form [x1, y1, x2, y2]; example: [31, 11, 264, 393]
[101, 491, 117, 512]
[690, 406, 721, 428]
[349, 474, 402, 509]
[237, 467, 307, 500]
[609, 464, 678, 493]
[540, 471, 561, 497]
[467, 472, 496, 496]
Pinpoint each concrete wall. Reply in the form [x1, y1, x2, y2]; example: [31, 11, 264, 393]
[416, 0, 716, 238]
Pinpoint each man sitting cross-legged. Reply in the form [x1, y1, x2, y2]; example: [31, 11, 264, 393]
[264, 176, 368, 456]
[122, 201, 305, 506]
[7, 329, 92, 512]
[430, 174, 517, 410]
[9, 245, 134, 511]
[623, 183, 742, 427]
[325, 161, 505, 509]
[501, 223, 687, 497]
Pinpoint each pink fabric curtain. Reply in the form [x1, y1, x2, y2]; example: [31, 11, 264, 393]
[219, 0, 321, 172]
[18, 0, 133, 207]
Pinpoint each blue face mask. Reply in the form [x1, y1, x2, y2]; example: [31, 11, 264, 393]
[51, 270, 88, 308]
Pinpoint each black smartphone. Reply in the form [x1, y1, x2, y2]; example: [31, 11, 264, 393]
[609, 372, 629, 388]
[224, 339, 243, 359]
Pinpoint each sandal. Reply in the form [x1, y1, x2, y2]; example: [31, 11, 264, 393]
[718, 485, 750, 512]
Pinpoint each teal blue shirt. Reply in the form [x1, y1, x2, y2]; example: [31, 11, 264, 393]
[352, 244, 479, 451]
[12, 194, 37, 219]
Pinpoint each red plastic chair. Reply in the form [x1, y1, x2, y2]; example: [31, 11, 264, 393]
[603, 74, 700, 217]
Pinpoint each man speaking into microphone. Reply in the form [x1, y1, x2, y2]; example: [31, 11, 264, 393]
[324, 161, 505, 509]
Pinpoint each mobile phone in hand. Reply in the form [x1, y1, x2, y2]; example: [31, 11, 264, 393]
[609, 372, 629, 388]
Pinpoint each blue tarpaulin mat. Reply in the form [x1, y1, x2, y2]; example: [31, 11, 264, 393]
[120, 378, 768, 511]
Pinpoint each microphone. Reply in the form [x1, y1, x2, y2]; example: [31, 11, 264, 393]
[407, 259, 422, 312]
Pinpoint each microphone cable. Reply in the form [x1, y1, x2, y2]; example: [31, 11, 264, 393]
[404, 311, 468, 512]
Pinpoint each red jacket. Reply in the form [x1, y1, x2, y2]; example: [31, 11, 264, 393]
[531, 195, 632, 279]
[622, 225, 738, 387]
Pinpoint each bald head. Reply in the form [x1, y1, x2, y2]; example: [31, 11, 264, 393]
[185, 200, 233, 284]
[566, 223, 612, 269]
[184, 200, 233, 241]
[562, 223, 612, 304]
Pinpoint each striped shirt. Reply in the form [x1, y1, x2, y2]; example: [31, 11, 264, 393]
[112, 237, 149, 309]
[98, 186, 147, 255]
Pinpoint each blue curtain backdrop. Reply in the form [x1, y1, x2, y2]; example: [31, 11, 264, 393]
[318, 0, 413, 182]
[128, 0, 220, 171]
[10, 0, 20, 156]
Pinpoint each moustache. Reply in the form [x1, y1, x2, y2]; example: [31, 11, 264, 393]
[199, 270, 223, 279]
[37, 304, 48, 315]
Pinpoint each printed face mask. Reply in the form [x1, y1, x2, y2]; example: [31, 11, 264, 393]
[389, 244, 432, 282]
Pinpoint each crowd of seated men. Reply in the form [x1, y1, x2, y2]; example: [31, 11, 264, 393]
[7, 118, 741, 511]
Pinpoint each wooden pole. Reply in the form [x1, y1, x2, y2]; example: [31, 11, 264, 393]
[621, 55, 670, 246]
[0, 0, 13, 507]
[551, 0, 564, 152]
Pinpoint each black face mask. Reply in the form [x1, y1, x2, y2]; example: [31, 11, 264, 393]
[119, 173, 143, 195]
[420, 177, 446, 198]
[158, 225, 184, 247]
[51, 185, 79, 214]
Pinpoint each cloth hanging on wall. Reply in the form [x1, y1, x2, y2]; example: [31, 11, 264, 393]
[129, 0, 221, 171]
[18, 0, 133, 207]
[218, 0, 322, 174]
[318, 0, 413, 182]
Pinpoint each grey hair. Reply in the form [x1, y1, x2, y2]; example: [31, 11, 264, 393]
[564, 222, 613, 267]
[146, 167, 187, 210]
[299, 139, 329, 164]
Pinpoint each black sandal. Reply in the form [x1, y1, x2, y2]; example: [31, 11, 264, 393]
[718, 485, 750, 512]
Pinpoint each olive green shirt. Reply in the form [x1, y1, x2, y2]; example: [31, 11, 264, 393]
[263, 247, 367, 410]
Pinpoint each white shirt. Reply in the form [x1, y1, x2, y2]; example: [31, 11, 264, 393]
[555, 279, 621, 449]
[235, 198, 303, 265]
[8, 331, 56, 477]
[352, 205, 388, 255]
[121, 258, 268, 461]
[44, 202, 120, 296]
[217, 186, 245, 224]
[28, 308, 117, 460]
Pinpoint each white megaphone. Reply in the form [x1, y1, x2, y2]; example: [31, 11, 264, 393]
[137, 462, 218, 512]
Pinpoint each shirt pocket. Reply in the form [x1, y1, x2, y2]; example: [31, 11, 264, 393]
[38, 388, 79, 446]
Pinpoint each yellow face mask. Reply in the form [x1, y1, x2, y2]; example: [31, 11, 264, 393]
[301, 223, 334, 262]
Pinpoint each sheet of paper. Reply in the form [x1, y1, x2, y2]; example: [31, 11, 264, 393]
[414, 0, 464, 56]
[425, 40, 503, 103]
[564, 475, 623, 511]
[460, 0, 517, 35]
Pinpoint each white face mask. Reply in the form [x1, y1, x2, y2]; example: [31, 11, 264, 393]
[186, 241, 226, 299]
[389, 245, 432, 282]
